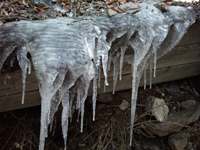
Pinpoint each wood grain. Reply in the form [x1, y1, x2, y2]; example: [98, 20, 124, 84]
[0, 44, 199, 98]
[1, 61, 200, 112]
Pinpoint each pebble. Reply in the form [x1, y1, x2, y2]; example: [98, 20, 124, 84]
[181, 100, 196, 109]
[119, 100, 130, 110]
[168, 131, 190, 150]
[118, 2, 138, 12]
[107, 9, 118, 17]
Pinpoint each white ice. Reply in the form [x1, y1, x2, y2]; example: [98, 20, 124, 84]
[0, 2, 196, 150]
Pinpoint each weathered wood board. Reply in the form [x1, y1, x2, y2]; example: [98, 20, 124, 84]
[0, 21, 200, 112]
[1, 61, 200, 112]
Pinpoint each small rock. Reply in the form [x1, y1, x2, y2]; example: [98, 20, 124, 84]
[78, 143, 86, 147]
[118, 2, 138, 12]
[167, 2, 173, 6]
[97, 93, 113, 103]
[119, 100, 130, 110]
[145, 104, 200, 136]
[181, 100, 196, 109]
[107, 9, 117, 17]
[154, 3, 169, 12]
[168, 131, 190, 150]
[145, 96, 169, 122]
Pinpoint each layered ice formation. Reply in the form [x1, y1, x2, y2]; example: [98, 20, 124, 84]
[0, 2, 196, 150]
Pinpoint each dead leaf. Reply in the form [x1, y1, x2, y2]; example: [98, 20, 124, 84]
[21, 14, 26, 17]
[64, 4, 71, 9]
[22, 0, 29, 7]
[108, 4, 115, 9]
[0, 20, 4, 25]
[163, 0, 173, 3]
[92, 2, 104, 5]
[34, 6, 48, 13]
[166, 2, 173, 5]
[114, 8, 123, 13]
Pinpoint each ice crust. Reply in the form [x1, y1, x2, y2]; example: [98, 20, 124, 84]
[0, 3, 196, 150]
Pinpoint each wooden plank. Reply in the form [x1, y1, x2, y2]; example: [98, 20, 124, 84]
[0, 70, 38, 96]
[0, 90, 41, 112]
[107, 44, 200, 77]
[0, 21, 200, 111]
[0, 44, 199, 98]
[1, 61, 200, 112]
[89, 61, 200, 95]
[177, 21, 200, 46]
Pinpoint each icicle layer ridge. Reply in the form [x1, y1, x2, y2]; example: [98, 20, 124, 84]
[0, 3, 196, 150]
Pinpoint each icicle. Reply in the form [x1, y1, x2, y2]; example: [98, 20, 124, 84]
[76, 88, 81, 122]
[119, 47, 126, 81]
[50, 115, 54, 132]
[143, 64, 148, 90]
[149, 58, 153, 89]
[4, 73, 11, 84]
[16, 46, 31, 104]
[129, 63, 138, 146]
[153, 50, 157, 78]
[108, 52, 112, 71]
[113, 60, 117, 94]
[21, 63, 27, 104]
[61, 90, 69, 150]
[76, 88, 81, 110]
[80, 91, 86, 132]
[78, 73, 93, 132]
[102, 54, 109, 86]
[112, 57, 120, 94]
[92, 70, 98, 121]
[92, 38, 99, 121]
[98, 57, 101, 88]
[52, 117, 57, 136]
[39, 93, 52, 150]
[10, 54, 15, 68]
[69, 91, 75, 122]
[104, 82, 106, 92]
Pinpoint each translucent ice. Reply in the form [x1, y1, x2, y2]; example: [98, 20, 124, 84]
[0, 2, 196, 150]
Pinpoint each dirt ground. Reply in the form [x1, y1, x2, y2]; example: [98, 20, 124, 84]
[0, 76, 200, 150]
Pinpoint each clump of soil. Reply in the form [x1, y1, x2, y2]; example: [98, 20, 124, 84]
[0, 76, 200, 150]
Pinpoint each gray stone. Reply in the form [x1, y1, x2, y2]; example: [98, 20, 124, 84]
[168, 131, 190, 150]
[145, 104, 200, 136]
[118, 2, 138, 12]
[107, 9, 117, 17]
[181, 100, 196, 109]
[154, 3, 169, 12]
[119, 100, 130, 110]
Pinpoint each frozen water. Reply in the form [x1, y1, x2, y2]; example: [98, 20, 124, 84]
[0, 2, 196, 150]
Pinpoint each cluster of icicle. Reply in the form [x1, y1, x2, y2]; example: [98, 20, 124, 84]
[0, 1, 196, 150]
